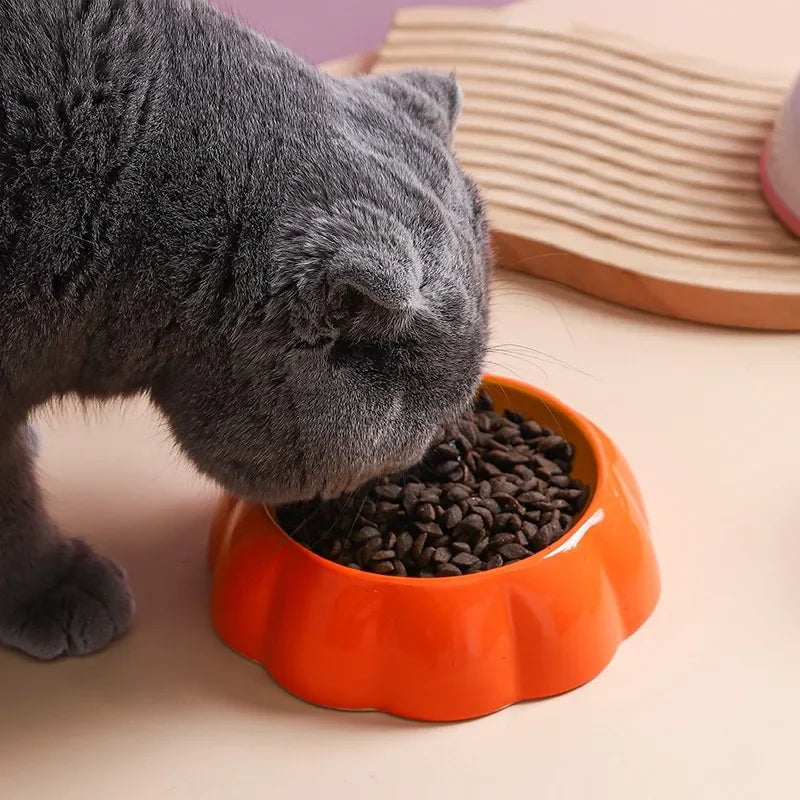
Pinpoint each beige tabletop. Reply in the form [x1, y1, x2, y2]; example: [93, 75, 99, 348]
[3, 1, 800, 798]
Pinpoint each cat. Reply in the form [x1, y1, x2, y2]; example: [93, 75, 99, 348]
[0, 0, 490, 660]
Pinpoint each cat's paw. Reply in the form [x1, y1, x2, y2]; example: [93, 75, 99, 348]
[0, 540, 134, 660]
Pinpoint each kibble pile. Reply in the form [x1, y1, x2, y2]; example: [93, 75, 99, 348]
[278, 391, 590, 578]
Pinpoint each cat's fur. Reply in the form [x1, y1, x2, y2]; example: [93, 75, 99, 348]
[0, 0, 490, 659]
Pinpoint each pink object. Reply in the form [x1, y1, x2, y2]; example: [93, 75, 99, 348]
[759, 76, 800, 237]
[210, 0, 508, 64]
[760, 134, 800, 238]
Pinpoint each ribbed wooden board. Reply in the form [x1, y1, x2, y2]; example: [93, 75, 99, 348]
[372, 5, 800, 330]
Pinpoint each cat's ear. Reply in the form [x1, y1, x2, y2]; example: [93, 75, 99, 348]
[328, 240, 424, 312]
[374, 70, 463, 140]
[284, 202, 425, 315]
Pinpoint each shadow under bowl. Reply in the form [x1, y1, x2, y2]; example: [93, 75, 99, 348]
[207, 375, 660, 722]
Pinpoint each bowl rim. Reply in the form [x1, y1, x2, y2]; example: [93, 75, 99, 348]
[257, 374, 608, 587]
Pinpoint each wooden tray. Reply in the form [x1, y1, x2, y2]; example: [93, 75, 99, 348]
[367, 5, 800, 330]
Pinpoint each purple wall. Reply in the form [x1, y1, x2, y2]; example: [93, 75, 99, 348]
[210, 0, 508, 64]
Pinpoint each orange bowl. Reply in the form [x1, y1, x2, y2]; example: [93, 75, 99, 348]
[208, 375, 660, 721]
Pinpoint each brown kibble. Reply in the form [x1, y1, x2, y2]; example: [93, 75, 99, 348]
[517, 490, 546, 505]
[492, 512, 515, 532]
[473, 505, 494, 529]
[519, 420, 543, 438]
[416, 502, 436, 523]
[411, 532, 428, 560]
[356, 538, 381, 567]
[434, 443, 460, 460]
[489, 533, 516, 548]
[460, 420, 479, 445]
[458, 513, 484, 534]
[433, 547, 452, 564]
[489, 413, 510, 432]
[514, 464, 535, 480]
[373, 501, 398, 524]
[401, 483, 424, 501]
[374, 483, 403, 501]
[435, 460, 462, 479]
[443, 505, 463, 529]
[493, 426, 519, 444]
[534, 521, 563, 549]
[522, 521, 538, 540]
[480, 498, 501, 515]
[451, 552, 480, 568]
[485, 449, 528, 467]
[494, 493, 523, 513]
[419, 487, 442, 503]
[490, 478, 519, 496]
[446, 484, 472, 502]
[455, 433, 472, 454]
[480, 461, 502, 478]
[474, 390, 494, 411]
[280, 398, 589, 579]
[413, 521, 443, 539]
[417, 546, 436, 568]
[436, 563, 462, 578]
[360, 499, 377, 518]
[532, 455, 562, 477]
[473, 536, 490, 558]
[475, 412, 493, 432]
[395, 532, 413, 559]
[351, 526, 382, 544]
[498, 543, 531, 560]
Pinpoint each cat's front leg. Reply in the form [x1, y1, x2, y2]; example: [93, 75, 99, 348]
[0, 425, 133, 659]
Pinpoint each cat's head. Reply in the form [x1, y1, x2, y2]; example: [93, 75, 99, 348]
[156, 70, 491, 504]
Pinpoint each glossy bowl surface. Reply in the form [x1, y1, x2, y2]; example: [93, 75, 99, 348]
[208, 376, 660, 721]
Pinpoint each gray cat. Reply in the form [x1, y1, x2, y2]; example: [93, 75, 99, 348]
[0, 0, 490, 659]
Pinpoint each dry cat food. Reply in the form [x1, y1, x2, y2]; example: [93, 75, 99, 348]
[278, 392, 590, 578]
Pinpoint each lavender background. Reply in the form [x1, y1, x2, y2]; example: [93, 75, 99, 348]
[210, 0, 508, 64]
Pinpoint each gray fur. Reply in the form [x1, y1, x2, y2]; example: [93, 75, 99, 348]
[0, 0, 490, 658]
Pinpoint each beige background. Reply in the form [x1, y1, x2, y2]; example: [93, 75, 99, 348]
[3, 1, 800, 798]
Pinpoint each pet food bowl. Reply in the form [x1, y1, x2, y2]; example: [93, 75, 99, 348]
[207, 375, 660, 721]
[760, 74, 800, 237]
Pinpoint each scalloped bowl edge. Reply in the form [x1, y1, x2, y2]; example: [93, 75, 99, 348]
[208, 375, 660, 721]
